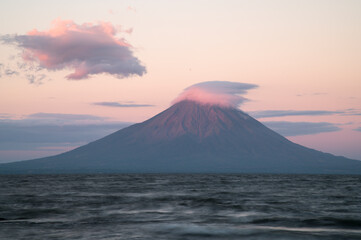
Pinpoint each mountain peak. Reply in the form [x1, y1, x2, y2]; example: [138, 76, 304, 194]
[141, 100, 250, 140]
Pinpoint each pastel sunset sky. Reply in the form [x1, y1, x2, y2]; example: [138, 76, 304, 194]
[0, 0, 360, 163]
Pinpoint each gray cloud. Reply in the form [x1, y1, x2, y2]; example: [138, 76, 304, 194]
[93, 101, 154, 108]
[26, 74, 47, 85]
[249, 109, 361, 118]
[0, 64, 21, 79]
[0, 59, 50, 86]
[28, 112, 107, 120]
[0, 112, 113, 130]
[0, 113, 16, 119]
[25, 112, 109, 125]
[0, 112, 132, 162]
[4, 68, 19, 76]
[1, 19, 146, 80]
[249, 110, 343, 118]
[354, 127, 361, 132]
[345, 109, 361, 116]
[0, 122, 128, 144]
[262, 121, 341, 136]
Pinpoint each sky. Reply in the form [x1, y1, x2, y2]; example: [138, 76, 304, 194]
[0, 0, 360, 163]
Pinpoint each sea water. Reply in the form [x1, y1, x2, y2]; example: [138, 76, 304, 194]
[0, 174, 360, 239]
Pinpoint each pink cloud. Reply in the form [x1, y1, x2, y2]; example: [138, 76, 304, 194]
[2, 19, 146, 80]
[172, 81, 258, 108]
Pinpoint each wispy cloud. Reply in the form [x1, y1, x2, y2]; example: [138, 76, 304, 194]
[25, 112, 109, 125]
[26, 74, 46, 85]
[354, 127, 361, 132]
[28, 112, 106, 120]
[263, 121, 341, 136]
[0, 55, 51, 86]
[296, 92, 327, 97]
[0, 64, 22, 80]
[345, 109, 361, 116]
[4, 69, 19, 76]
[249, 110, 343, 118]
[1, 19, 146, 80]
[93, 101, 154, 108]
[249, 109, 361, 118]
[0, 113, 17, 120]
[173, 81, 258, 108]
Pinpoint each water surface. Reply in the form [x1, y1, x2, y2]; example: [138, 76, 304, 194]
[1, 174, 360, 239]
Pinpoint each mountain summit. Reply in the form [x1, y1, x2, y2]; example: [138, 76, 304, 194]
[1, 100, 361, 174]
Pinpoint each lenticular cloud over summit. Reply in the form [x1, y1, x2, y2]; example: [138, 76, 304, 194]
[172, 81, 258, 108]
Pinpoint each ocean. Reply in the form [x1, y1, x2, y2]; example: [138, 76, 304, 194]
[0, 174, 360, 239]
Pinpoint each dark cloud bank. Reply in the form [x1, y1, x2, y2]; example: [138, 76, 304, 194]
[0, 113, 131, 162]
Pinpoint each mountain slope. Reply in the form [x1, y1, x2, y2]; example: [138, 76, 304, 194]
[1, 100, 361, 174]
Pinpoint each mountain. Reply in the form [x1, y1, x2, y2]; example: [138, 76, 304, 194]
[1, 100, 361, 174]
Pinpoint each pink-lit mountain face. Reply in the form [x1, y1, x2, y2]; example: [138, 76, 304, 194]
[1, 100, 361, 174]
